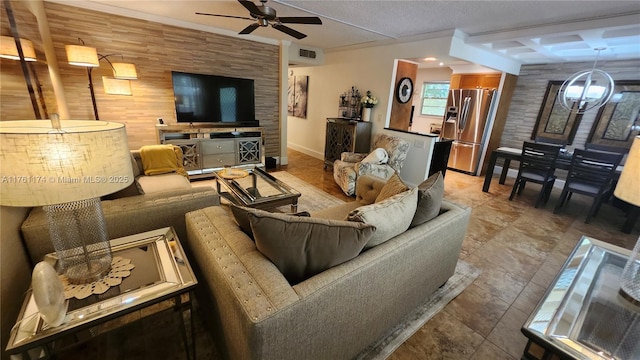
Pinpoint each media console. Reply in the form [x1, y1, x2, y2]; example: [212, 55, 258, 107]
[156, 125, 263, 179]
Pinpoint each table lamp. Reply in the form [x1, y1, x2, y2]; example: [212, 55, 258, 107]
[614, 135, 640, 304]
[0, 119, 133, 284]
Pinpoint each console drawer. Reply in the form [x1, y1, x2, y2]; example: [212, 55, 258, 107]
[202, 154, 236, 168]
[201, 140, 235, 154]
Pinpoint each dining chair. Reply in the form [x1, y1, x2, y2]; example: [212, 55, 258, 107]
[553, 149, 624, 223]
[509, 141, 562, 208]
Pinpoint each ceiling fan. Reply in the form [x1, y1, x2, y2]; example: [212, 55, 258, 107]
[196, 0, 322, 40]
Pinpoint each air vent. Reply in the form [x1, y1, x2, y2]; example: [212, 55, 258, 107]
[299, 48, 316, 59]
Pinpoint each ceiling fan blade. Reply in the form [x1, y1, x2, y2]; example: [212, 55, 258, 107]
[278, 16, 322, 25]
[196, 12, 253, 21]
[238, 0, 262, 15]
[272, 23, 306, 39]
[239, 23, 261, 35]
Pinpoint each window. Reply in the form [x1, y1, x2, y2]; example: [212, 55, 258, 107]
[420, 82, 450, 117]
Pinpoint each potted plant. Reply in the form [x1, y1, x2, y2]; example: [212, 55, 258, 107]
[360, 90, 378, 122]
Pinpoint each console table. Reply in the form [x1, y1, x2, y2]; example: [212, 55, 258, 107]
[521, 236, 639, 360]
[157, 125, 263, 179]
[323, 118, 371, 169]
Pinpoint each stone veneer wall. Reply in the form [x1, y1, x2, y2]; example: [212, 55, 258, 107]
[0, 2, 281, 156]
[501, 59, 640, 151]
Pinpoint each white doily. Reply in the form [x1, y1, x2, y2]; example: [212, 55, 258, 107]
[60, 257, 135, 300]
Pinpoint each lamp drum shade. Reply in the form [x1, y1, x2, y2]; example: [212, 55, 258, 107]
[0, 120, 133, 206]
[0, 36, 36, 61]
[65, 44, 99, 67]
[111, 62, 138, 79]
[614, 135, 640, 207]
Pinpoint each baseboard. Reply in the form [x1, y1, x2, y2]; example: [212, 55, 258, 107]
[287, 143, 324, 160]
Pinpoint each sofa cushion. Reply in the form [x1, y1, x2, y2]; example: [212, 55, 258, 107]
[247, 209, 376, 284]
[361, 148, 388, 164]
[135, 173, 191, 194]
[348, 187, 418, 249]
[410, 172, 444, 228]
[375, 172, 409, 203]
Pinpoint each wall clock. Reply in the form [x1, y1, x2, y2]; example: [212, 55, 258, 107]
[396, 77, 413, 104]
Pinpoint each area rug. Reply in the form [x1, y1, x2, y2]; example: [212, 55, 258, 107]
[355, 260, 481, 359]
[191, 171, 346, 212]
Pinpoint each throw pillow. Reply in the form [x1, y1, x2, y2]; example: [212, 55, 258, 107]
[247, 210, 376, 284]
[230, 204, 263, 238]
[135, 173, 191, 194]
[361, 148, 389, 164]
[348, 187, 418, 249]
[375, 172, 409, 203]
[410, 171, 444, 228]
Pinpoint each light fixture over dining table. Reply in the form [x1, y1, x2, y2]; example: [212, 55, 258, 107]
[558, 47, 615, 114]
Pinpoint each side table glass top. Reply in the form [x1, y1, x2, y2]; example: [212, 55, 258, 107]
[523, 236, 639, 360]
[6, 227, 196, 354]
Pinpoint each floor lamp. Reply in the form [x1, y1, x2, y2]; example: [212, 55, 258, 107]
[65, 40, 138, 120]
[615, 135, 640, 304]
[0, 119, 134, 284]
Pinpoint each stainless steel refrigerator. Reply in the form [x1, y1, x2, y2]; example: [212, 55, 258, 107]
[441, 88, 496, 175]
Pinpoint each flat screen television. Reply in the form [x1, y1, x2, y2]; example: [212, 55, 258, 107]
[171, 71, 258, 126]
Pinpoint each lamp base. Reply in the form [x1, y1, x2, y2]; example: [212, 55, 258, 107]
[44, 197, 112, 284]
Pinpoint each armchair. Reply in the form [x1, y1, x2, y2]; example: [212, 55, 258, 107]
[333, 134, 409, 195]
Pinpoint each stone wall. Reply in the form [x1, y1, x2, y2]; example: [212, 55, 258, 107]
[501, 59, 640, 150]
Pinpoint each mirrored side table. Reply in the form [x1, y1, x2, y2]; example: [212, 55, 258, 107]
[6, 227, 197, 360]
[521, 236, 639, 360]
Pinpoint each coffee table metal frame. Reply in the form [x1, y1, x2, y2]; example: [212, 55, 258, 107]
[521, 235, 639, 360]
[214, 165, 301, 212]
[5, 227, 197, 360]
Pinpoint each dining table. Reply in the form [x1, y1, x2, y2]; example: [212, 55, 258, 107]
[481, 146, 634, 233]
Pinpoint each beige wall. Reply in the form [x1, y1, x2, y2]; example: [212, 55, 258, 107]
[410, 67, 453, 134]
[0, 1, 281, 156]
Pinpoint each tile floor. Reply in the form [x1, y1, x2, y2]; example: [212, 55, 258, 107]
[281, 149, 639, 360]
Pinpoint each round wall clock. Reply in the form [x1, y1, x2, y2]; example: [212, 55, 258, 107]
[396, 77, 413, 104]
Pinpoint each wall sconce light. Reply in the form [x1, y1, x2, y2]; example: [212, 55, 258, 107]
[65, 39, 138, 120]
[0, 35, 36, 61]
[559, 48, 614, 114]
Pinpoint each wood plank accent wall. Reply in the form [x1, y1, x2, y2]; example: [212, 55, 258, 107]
[0, 2, 281, 156]
[500, 59, 640, 151]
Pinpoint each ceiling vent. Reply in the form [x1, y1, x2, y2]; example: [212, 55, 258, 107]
[299, 48, 316, 59]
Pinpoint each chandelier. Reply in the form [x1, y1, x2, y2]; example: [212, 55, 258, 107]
[558, 48, 614, 114]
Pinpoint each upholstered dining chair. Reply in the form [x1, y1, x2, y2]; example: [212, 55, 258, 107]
[553, 149, 624, 223]
[333, 134, 409, 196]
[509, 141, 561, 208]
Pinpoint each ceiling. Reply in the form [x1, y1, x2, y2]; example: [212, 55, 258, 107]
[51, 0, 640, 67]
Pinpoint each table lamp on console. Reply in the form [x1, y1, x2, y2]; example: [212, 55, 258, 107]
[614, 135, 640, 305]
[0, 118, 133, 323]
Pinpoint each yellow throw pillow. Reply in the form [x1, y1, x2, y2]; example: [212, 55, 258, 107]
[375, 172, 409, 203]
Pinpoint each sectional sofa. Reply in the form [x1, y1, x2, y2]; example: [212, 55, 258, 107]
[185, 174, 471, 360]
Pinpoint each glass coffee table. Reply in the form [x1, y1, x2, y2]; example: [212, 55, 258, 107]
[213, 165, 301, 212]
[6, 227, 197, 360]
[521, 236, 639, 360]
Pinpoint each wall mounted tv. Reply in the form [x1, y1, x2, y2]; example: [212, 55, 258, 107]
[171, 71, 258, 126]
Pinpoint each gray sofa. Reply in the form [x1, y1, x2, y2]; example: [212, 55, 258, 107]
[185, 175, 470, 360]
